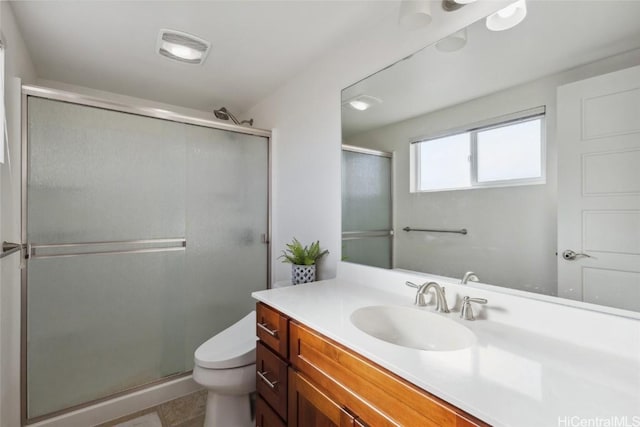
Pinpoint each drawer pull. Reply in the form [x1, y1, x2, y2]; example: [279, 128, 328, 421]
[257, 370, 278, 389]
[257, 322, 278, 337]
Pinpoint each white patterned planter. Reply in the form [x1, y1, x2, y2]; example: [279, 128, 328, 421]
[291, 264, 316, 285]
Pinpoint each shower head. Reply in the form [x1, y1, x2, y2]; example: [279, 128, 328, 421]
[213, 107, 231, 121]
[213, 107, 254, 127]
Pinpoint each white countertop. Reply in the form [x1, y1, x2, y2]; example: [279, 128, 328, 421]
[253, 279, 640, 427]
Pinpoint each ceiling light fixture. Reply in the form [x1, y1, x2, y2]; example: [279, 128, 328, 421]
[156, 29, 210, 65]
[342, 95, 382, 112]
[486, 0, 527, 31]
[442, 0, 474, 12]
[435, 28, 468, 52]
[399, 0, 432, 29]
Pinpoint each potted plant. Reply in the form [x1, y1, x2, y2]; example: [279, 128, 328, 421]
[279, 238, 329, 285]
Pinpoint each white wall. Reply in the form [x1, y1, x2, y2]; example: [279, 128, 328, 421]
[344, 48, 640, 295]
[246, 1, 512, 284]
[0, 3, 37, 426]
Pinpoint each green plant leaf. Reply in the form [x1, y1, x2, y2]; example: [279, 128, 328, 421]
[279, 238, 329, 265]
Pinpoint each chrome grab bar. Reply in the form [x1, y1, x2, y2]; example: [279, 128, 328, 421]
[28, 238, 186, 260]
[257, 371, 278, 389]
[257, 322, 278, 337]
[402, 227, 467, 235]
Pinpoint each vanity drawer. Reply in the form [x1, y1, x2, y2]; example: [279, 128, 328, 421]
[255, 395, 286, 427]
[256, 302, 289, 358]
[289, 321, 488, 427]
[256, 341, 288, 421]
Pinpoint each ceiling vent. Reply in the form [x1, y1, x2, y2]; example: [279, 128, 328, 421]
[156, 29, 210, 65]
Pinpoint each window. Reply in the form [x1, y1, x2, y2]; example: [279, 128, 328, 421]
[412, 109, 545, 192]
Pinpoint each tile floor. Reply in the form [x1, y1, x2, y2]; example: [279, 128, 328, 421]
[96, 390, 206, 427]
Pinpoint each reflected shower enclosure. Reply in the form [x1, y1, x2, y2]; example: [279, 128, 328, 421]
[341, 145, 393, 269]
[23, 90, 270, 422]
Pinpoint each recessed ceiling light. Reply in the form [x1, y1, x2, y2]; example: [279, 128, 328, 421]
[342, 95, 383, 112]
[398, 0, 432, 29]
[435, 28, 467, 52]
[486, 0, 527, 31]
[156, 29, 210, 65]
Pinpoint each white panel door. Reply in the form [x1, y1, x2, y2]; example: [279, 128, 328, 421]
[557, 65, 640, 312]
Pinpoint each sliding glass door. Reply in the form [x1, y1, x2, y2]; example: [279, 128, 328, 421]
[24, 95, 268, 420]
[341, 146, 393, 269]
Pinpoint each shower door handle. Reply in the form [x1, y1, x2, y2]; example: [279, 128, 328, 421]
[28, 238, 186, 259]
[1, 242, 24, 259]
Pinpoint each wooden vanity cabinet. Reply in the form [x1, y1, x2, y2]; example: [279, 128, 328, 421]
[288, 369, 357, 427]
[256, 396, 286, 427]
[256, 303, 290, 426]
[288, 322, 488, 427]
[256, 302, 489, 427]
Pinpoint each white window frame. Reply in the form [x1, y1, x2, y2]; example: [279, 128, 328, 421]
[411, 106, 546, 193]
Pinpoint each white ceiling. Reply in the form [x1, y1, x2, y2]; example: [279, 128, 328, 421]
[10, 0, 397, 115]
[342, 0, 640, 137]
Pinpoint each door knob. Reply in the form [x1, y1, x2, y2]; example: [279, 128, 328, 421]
[562, 249, 592, 261]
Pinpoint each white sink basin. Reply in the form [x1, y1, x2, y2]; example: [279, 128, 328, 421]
[350, 305, 476, 351]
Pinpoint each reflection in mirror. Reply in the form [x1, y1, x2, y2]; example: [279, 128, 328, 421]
[341, 1, 640, 314]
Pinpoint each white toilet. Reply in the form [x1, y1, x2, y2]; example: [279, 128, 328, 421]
[193, 311, 257, 427]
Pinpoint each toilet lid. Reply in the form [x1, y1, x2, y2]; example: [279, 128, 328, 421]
[194, 311, 257, 369]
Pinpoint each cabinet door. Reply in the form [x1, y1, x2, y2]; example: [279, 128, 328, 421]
[255, 396, 286, 427]
[288, 369, 355, 427]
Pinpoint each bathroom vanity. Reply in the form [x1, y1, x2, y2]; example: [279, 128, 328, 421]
[253, 275, 640, 427]
[254, 301, 486, 426]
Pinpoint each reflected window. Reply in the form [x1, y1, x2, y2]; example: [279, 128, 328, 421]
[418, 133, 471, 191]
[413, 111, 545, 192]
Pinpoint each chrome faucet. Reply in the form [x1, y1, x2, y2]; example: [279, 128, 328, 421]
[461, 271, 480, 284]
[405, 281, 450, 313]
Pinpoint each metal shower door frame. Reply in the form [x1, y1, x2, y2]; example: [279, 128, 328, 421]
[20, 85, 272, 424]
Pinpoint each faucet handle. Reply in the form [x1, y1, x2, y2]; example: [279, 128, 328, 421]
[405, 281, 427, 306]
[460, 296, 487, 321]
[461, 271, 480, 284]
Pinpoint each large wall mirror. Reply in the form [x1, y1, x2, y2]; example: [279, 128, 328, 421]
[341, 0, 640, 316]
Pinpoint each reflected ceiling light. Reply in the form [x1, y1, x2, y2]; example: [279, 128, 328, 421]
[442, 0, 474, 12]
[399, 0, 432, 29]
[156, 29, 211, 65]
[486, 0, 527, 31]
[435, 28, 467, 52]
[342, 95, 382, 112]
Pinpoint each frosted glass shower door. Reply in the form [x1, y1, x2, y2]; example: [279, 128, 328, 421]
[341, 147, 393, 268]
[182, 124, 268, 365]
[25, 96, 268, 420]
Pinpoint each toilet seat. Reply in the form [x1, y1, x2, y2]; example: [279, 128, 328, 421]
[194, 311, 257, 369]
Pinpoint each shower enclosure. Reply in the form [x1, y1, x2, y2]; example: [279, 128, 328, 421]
[21, 86, 270, 423]
[341, 145, 393, 269]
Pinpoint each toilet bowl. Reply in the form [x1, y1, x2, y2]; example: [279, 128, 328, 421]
[193, 311, 257, 427]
